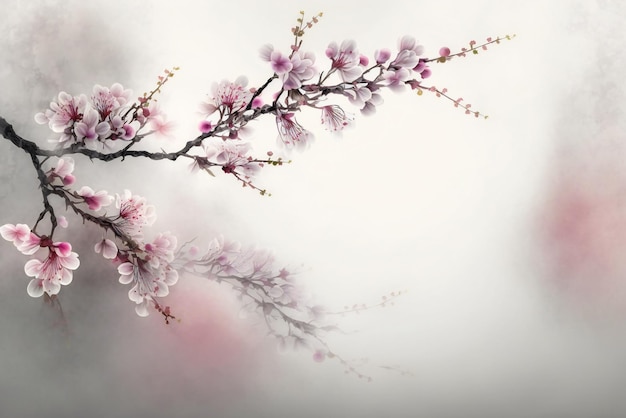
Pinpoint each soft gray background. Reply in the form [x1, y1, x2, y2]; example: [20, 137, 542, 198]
[1, 1, 626, 417]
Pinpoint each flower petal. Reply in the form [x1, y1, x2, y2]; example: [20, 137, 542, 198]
[26, 279, 44, 298]
[24, 259, 42, 277]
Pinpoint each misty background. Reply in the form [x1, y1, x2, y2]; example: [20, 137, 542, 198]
[1, 0, 626, 417]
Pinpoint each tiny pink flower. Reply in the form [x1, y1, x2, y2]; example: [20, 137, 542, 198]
[390, 50, 420, 69]
[0, 223, 31, 244]
[278, 51, 317, 90]
[120, 121, 139, 140]
[95, 238, 118, 259]
[383, 68, 411, 91]
[374, 48, 391, 64]
[42, 92, 88, 134]
[24, 246, 80, 297]
[77, 186, 114, 211]
[326, 40, 362, 82]
[45, 157, 76, 185]
[74, 107, 110, 144]
[203, 139, 261, 178]
[398, 35, 424, 55]
[320, 105, 354, 132]
[118, 248, 179, 317]
[207, 77, 252, 113]
[148, 117, 176, 139]
[275, 112, 314, 151]
[270, 51, 293, 74]
[114, 190, 156, 238]
[251, 97, 263, 108]
[109, 83, 132, 107]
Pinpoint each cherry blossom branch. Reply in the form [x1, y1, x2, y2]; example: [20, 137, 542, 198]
[0, 11, 512, 378]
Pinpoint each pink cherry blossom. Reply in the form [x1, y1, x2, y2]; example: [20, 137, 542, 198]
[35, 92, 87, 134]
[91, 84, 120, 120]
[148, 116, 176, 139]
[117, 258, 175, 316]
[0, 223, 31, 244]
[113, 190, 156, 238]
[91, 83, 132, 120]
[24, 245, 80, 297]
[390, 49, 420, 69]
[398, 35, 424, 55]
[109, 116, 139, 141]
[77, 186, 114, 211]
[205, 77, 252, 114]
[262, 45, 317, 90]
[144, 232, 177, 265]
[74, 107, 110, 145]
[270, 51, 294, 74]
[117, 233, 180, 316]
[281, 51, 316, 90]
[325, 40, 362, 82]
[94, 238, 118, 259]
[383, 68, 412, 91]
[275, 112, 314, 150]
[108, 82, 133, 107]
[320, 105, 354, 132]
[203, 139, 262, 177]
[46, 157, 75, 185]
[374, 48, 391, 64]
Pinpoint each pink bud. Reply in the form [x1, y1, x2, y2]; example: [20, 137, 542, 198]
[252, 97, 263, 109]
[198, 120, 212, 133]
[359, 54, 369, 66]
[439, 47, 451, 57]
[62, 175, 75, 186]
[313, 350, 326, 362]
[374, 48, 391, 64]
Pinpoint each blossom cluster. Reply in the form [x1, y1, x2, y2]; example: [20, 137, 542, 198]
[34, 79, 174, 149]
[0, 11, 511, 376]
[0, 224, 79, 297]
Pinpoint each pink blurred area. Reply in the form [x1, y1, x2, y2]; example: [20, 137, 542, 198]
[539, 142, 626, 310]
[536, 1, 626, 315]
